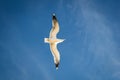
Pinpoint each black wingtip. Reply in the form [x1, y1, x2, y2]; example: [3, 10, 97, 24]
[55, 63, 59, 70]
[52, 13, 57, 21]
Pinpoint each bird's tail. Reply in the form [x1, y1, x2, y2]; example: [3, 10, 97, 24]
[44, 38, 49, 43]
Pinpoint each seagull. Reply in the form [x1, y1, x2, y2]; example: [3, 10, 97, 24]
[44, 14, 64, 70]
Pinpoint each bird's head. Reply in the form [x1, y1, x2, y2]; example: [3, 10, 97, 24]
[59, 39, 65, 43]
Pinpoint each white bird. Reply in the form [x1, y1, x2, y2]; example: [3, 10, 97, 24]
[44, 14, 64, 70]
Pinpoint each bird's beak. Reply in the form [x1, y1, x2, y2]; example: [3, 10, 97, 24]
[62, 39, 65, 42]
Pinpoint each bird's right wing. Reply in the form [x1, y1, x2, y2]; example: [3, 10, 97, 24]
[49, 14, 60, 38]
[50, 43, 60, 69]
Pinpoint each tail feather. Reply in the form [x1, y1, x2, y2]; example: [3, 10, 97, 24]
[44, 38, 49, 43]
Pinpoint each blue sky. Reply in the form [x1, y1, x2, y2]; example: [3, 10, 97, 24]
[0, 0, 120, 80]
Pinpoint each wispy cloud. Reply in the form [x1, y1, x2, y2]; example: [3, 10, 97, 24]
[0, 23, 54, 80]
[67, 0, 120, 79]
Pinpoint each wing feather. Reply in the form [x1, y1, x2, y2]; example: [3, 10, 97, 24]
[50, 43, 60, 65]
[49, 15, 59, 38]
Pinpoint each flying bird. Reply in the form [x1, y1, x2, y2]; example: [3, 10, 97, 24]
[44, 14, 64, 70]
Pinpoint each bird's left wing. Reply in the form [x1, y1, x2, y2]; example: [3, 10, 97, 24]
[50, 43, 60, 69]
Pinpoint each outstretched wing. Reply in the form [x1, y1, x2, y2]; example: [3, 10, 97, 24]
[49, 14, 59, 38]
[50, 43, 60, 69]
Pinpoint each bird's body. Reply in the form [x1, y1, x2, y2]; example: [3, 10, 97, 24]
[44, 14, 64, 70]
